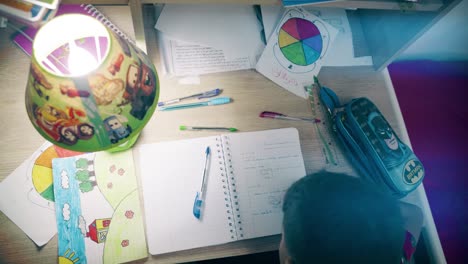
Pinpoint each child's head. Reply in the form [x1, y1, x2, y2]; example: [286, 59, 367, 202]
[280, 171, 406, 264]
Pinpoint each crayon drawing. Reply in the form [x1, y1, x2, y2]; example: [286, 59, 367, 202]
[0, 142, 82, 246]
[52, 150, 147, 264]
[29, 143, 83, 207]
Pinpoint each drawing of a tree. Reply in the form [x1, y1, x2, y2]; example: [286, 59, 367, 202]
[79, 181, 98, 193]
[76, 158, 94, 169]
[76, 170, 96, 181]
[75, 157, 97, 193]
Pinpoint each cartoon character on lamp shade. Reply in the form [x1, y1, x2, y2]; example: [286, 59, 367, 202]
[33, 104, 95, 146]
[121, 59, 157, 120]
[103, 115, 132, 144]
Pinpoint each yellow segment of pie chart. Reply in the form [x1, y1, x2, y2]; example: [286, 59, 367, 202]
[32, 146, 59, 201]
[279, 29, 299, 48]
[32, 165, 53, 194]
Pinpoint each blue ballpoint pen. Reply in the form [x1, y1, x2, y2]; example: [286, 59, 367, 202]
[193, 146, 211, 219]
[157, 88, 222, 107]
[158, 97, 231, 111]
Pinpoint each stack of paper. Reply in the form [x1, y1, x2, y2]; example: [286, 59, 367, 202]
[155, 4, 265, 77]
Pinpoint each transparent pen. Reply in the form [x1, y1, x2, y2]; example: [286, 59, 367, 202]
[193, 146, 211, 219]
[158, 88, 222, 107]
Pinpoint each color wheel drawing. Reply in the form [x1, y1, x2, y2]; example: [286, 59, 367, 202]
[31, 146, 58, 202]
[255, 7, 338, 99]
[271, 8, 333, 75]
[28, 143, 82, 208]
[279, 17, 322, 67]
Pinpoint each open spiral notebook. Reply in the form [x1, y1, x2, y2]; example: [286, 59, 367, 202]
[137, 127, 306, 255]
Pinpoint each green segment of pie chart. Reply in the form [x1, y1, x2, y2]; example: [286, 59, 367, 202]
[280, 42, 306, 66]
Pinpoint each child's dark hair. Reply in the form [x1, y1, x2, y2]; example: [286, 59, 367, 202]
[282, 171, 406, 263]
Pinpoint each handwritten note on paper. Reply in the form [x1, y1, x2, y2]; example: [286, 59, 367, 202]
[224, 128, 307, 239]
[256, 7, 338, 98]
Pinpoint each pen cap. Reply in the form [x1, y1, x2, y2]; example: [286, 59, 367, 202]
[209, 97, 231, 105]
[259, 111, 284, 118]
[199, 88, 222, 99]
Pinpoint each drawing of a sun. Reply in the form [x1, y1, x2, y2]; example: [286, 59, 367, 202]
[59, 249, 80, 264]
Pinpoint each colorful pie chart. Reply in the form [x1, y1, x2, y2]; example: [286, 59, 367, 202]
[278, 17, 323, 66]
[32, 145, 82, 202]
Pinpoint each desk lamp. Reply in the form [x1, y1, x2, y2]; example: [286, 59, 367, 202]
[25, 14, 159, 152]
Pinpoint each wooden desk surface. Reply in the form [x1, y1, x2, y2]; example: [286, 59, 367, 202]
[0, 5, 444, 264]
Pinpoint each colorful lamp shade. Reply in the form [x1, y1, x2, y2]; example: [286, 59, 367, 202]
[25, 14, 159, 152]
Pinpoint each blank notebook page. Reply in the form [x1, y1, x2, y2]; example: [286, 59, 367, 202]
[137, 136, 232, 255]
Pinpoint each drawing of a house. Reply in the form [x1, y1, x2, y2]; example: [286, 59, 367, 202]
[86, 218, 111, 243]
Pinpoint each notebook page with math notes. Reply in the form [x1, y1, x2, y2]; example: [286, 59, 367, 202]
[221, 128, 306, 239]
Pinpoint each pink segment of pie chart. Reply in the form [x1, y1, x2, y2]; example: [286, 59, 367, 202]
[281, 18, 301, 39]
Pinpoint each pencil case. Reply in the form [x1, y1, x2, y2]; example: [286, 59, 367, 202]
[319, 86, 425, 198]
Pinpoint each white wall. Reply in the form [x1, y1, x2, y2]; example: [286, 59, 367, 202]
[398, 0, 468, 61]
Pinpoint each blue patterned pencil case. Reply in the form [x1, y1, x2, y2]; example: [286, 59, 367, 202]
[319, 85, 425, 197]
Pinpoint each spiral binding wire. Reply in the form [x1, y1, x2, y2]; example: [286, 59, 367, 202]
[219, 135, 244, 240]
[215, 137, 236, 240]
[81, 4, 136, 46]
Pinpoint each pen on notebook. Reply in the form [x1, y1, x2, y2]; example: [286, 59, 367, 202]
[259, 111, 321, 123]
[193, 146, 211, 220]
[158, 97, 231, 111]
[180, 125, 238, 132]
[157, 88, 222, 107]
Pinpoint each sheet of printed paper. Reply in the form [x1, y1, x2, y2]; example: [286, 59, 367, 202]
[0, 142, 82, 246]
[155, 4, 264, 60]
[158, 31, 256, 77]
[256, 7, 338, 98]
[52, 150, 147, 264]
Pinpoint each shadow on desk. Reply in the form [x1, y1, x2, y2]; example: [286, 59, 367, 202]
[389, 60, 468, 264]
[189, 251, 279, 264]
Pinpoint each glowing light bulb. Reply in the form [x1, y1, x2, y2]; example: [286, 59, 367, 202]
[68, 41, 98, 76]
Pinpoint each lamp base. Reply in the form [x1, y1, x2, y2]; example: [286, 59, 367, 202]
[107, 132, 141, 153]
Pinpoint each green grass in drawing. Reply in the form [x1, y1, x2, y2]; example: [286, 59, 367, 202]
[53, 150, 147, 263]
[103, 189, 147, 263]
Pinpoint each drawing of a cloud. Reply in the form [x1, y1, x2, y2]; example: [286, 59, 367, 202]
[78, 215, 87, 236]
[61, 170, 69, 189]
[62, 203, 70, 221]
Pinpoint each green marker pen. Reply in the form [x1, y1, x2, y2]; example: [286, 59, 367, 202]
[179, 125, 238, 132]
